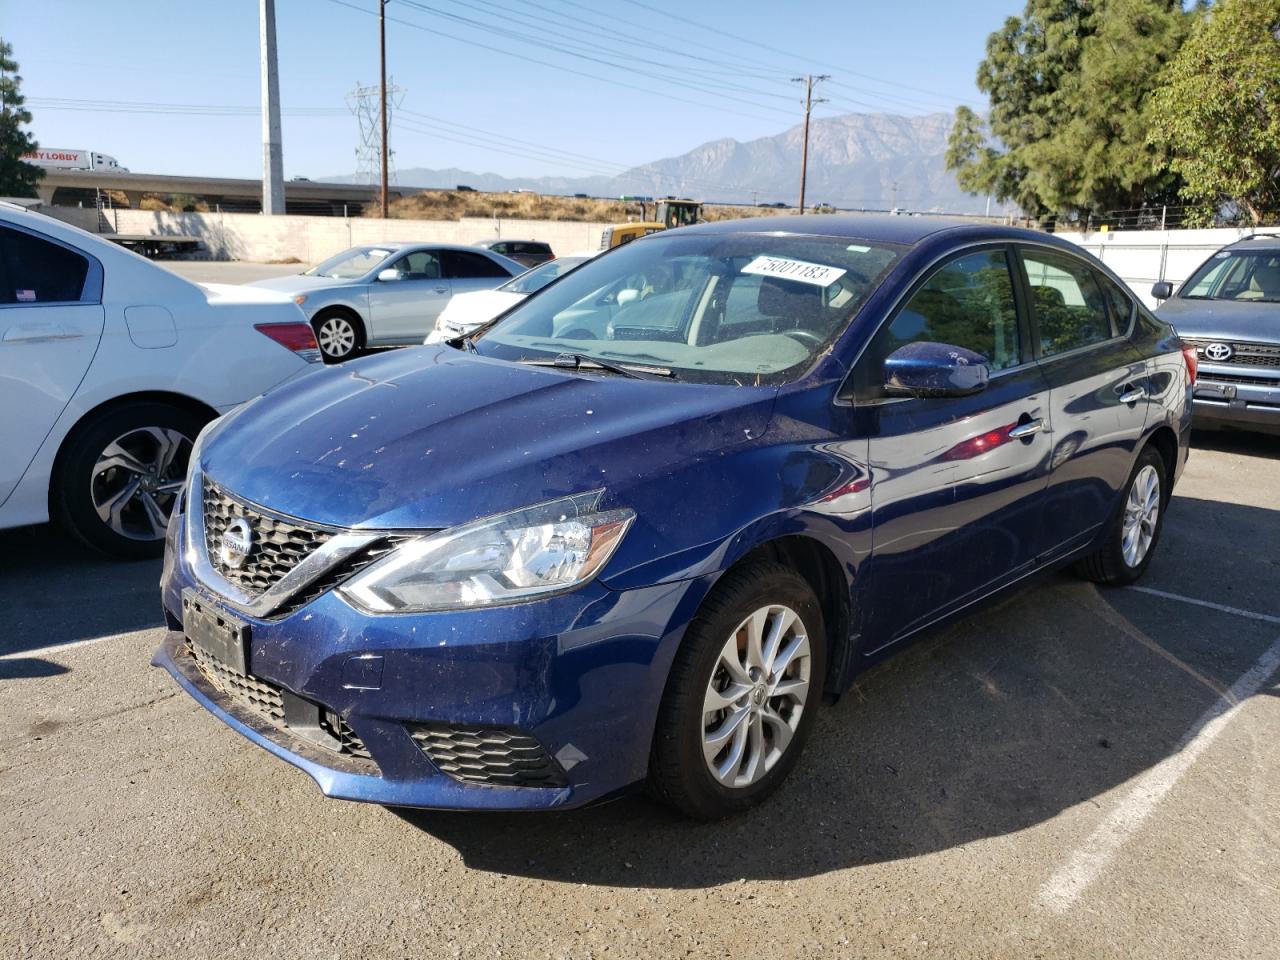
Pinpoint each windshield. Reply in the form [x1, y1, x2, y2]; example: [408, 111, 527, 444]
[1182, 250, 1280, 303]
[474, 232, 903, 385]
[305, 246, 395, 279]
[501, 256, 591, 295]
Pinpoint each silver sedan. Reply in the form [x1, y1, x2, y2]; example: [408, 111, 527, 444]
[250, 243, 524, 362]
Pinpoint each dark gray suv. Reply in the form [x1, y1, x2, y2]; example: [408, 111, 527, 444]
[1154, 235, 1280, 434]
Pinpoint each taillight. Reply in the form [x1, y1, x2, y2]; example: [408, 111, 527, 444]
[255, 322, 321, 363]
[1180, 343, 1198, 383]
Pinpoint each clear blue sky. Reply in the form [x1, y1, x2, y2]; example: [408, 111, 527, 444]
[7, 0, 1020, 182]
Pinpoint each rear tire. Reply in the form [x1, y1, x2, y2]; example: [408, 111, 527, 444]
[52, 401, 206, 559]
[312, 310, 364, 363]
[649, 561, 826, 819]
[1074, 444, 1167, 586]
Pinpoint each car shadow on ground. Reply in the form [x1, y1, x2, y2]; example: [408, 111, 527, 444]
[393, 494, 1280, 887]
[0, 524, 163, 657]
[1191, 427, 1278, 457]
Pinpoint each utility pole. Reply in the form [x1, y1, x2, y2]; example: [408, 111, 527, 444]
[259, 0, 285, 215]
[379, 0, 389, 219]
[791, 74, 829, 214]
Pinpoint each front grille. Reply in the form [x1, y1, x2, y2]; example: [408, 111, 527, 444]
[1199, 372, 1280, 387]
[1187, 339, 1280, 368]
[188, 639, 285, 722]
[410, 723, 568, 787]
[203, 480, 332, 596]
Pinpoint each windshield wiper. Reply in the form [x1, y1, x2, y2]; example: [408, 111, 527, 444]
[517, 352, 674, 380]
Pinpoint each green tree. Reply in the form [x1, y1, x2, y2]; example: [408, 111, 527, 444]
[0, 39, 42, 198]
[949, 0, 1192, 221]
[1149, 0, 1280, 226]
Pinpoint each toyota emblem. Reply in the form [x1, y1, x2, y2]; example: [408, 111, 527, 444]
[1203, 342, 1233, 361]
[219, 517, 254, 569]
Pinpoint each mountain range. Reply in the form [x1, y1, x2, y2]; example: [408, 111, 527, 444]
[325, 111, 990, 214]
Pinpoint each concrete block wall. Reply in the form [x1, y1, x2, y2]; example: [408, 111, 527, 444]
[1057, 226, 1280, 307]
[103, 209, 609, 264]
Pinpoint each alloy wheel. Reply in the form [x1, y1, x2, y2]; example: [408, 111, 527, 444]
[317, 316, 357, 359]
[702, 604, 812, 789]
[1121, 463, 1160, 567]
[89, 427, 191, 541]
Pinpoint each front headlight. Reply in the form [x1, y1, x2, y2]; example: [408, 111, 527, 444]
[337, 490, 633, 613]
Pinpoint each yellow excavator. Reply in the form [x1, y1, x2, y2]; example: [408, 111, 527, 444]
[599, 197, 703, 249]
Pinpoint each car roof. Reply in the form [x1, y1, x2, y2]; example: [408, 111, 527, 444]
[673, 213, 1063, 247]
[477, 238, 548, 246]
[1223, 234, 1280, 253]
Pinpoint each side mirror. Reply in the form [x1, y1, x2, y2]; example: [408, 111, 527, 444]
[1151, 281, 1173, 301]
[377, 268, 402, 282]
[884, 342, 990, 398]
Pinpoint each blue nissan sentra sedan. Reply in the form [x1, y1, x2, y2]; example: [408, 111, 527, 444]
[155, 215, 1193, 819]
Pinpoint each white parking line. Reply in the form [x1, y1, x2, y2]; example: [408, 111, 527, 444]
[1129, 585, 1280, 625]
[1038, 632, 1280, 912]
[0, 631, 148, 660]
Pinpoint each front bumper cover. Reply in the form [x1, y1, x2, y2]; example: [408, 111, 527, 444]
[155, 516, 710, 810]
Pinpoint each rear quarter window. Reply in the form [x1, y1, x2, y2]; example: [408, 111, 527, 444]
[0, 225, 91, 305]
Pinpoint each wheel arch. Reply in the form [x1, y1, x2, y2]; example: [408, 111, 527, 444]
[49, 390, 219, 507]
[732, 534, 852, 697]
[1144, 424, 1178, 499]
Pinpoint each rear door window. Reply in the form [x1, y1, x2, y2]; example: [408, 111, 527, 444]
[0, 226, 91, 304]
[444, 250, 512, 279]
[1096, 272, 1134, 334]
[1019, 249, 1113, 357]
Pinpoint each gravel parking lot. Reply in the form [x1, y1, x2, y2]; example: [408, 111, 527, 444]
[2, 425, 1277, 959]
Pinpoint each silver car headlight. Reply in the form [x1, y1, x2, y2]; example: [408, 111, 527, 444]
[337, 490, 634, 614]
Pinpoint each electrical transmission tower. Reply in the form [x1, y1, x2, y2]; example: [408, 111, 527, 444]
[346, 81, 404, 188]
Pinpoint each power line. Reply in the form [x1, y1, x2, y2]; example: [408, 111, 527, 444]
[321, 0, 793, 125]
[393, 0, 800, 118]
[616, 0, 970, 108]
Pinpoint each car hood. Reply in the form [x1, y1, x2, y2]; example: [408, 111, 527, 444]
[199, 346, 777, 529]
[248, 274, 351, 293]
[437, 289, 525, 330]
[1156, 297, 1280, 344]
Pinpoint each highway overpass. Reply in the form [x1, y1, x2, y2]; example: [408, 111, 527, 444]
[36, 169, 408, 216]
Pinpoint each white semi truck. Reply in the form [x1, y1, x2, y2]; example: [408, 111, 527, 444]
[20, 148, 128, 172]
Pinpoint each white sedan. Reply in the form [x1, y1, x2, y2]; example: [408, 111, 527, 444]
[425, 252, 598, 344]
[0, 202, 321, 558]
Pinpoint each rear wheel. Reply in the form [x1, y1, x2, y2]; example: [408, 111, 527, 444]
[312, 310, 363, 363]
[1074, 445, 1167, 585]
[53, 401, 206, 559]
[650, 561, 826, 819]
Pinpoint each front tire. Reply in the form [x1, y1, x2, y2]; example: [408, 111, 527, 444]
[1074, 444, 1167, 586]
[312, 310, 364, 363]
[52, 401, 205, 559]
[650, 561, 826, 819]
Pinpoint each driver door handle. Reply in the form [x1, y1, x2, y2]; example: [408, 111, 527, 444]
[1008, 418, 1044, 439]
[1118, 386, 1146, 404]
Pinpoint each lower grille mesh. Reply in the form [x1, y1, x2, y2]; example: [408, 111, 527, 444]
[188, 641, 284, 722]
[409, 723, 567, 787]
[185, 641, 371, 761]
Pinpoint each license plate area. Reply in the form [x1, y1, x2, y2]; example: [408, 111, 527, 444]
[182, 588, 249, 674]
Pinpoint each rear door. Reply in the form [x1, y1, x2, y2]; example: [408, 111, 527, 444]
[367, 249, 450, 342]
[1016, 244, 1150, 559]
[443, 250, 517, 298]
[0, 224, 105, 505]
[853, 245, 1053, 649]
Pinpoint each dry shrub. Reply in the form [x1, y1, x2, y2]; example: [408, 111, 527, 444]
[372, 190, 795, 224]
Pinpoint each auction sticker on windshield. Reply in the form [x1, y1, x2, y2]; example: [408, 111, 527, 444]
[742, 255, 847, 287]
